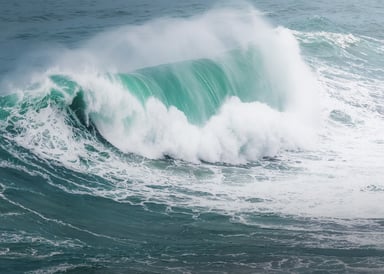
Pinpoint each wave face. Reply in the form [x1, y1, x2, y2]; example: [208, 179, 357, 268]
[1, 2, 384, 273]
[0, 9, 318, 164]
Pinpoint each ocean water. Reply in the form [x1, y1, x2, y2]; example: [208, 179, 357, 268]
[0, 0, 383, 273]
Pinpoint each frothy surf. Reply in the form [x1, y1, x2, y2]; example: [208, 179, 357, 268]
[0, 8, 319, 164]
[1, 7, 383, 221]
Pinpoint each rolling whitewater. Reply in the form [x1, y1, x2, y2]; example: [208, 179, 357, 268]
[1, 0, 384, 273]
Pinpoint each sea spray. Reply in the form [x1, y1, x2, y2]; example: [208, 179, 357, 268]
[25, 8, 318, 163]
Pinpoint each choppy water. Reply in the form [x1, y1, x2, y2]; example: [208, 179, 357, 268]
[1, 1, 384, 273]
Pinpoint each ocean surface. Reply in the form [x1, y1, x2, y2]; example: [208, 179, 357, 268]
[1, 0, 384, 273]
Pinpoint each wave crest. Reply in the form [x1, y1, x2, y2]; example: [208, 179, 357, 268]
[0, 7, 319, 164]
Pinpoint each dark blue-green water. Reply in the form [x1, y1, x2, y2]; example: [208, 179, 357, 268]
[1, 1, 384, 273]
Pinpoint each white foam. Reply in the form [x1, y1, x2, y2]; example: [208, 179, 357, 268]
[294, 31, 360, 49]
[3, 7, 384, 224]
[58, 9, 319, 164]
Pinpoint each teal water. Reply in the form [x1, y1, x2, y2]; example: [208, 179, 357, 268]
[1, 1, 384, 273]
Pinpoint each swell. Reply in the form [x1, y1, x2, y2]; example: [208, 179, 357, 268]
[118, 48, 288, 125]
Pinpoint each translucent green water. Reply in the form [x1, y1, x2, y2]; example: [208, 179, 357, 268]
[1, 1, 383, 273]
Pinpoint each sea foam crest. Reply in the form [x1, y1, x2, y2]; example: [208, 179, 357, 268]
[5, 8, 320, 164]
[76, 9, 319, 163]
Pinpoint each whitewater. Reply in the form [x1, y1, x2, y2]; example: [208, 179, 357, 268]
[1, 1, 384, 273]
